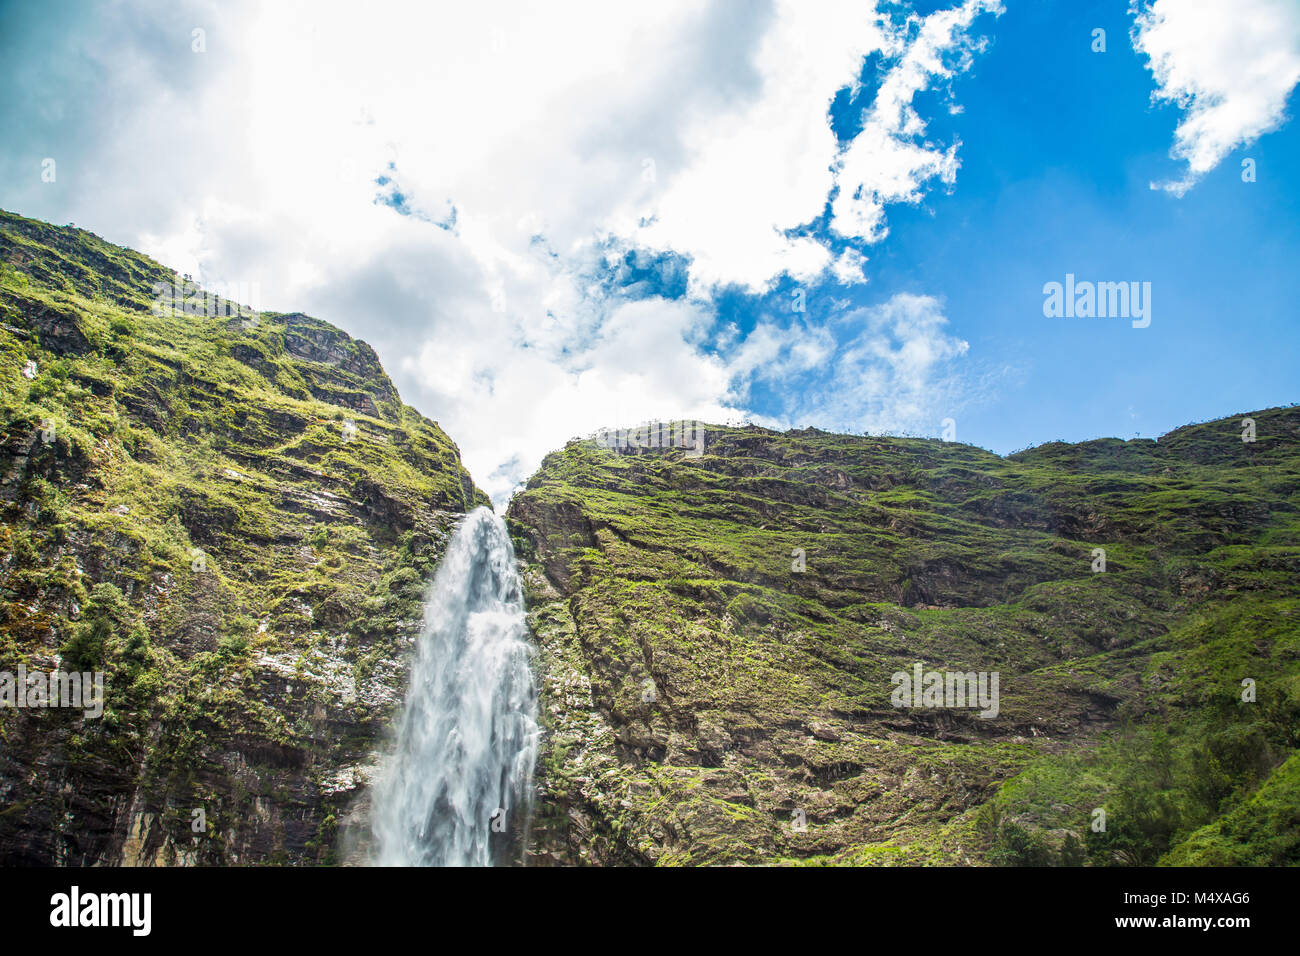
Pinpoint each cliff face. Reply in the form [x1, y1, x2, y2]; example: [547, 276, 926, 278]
[508, 416, 1300, 865]
[0, 210, 487, 864]
[3, 210, 1297, 868]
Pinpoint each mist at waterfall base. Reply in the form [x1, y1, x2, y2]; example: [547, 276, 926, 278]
[371, 507, 539, 866]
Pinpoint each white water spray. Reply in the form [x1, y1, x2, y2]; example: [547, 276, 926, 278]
[371, 507, 539, 866]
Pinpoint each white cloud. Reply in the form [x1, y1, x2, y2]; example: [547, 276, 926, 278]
[0, 0, 999, 504]
[831, 249, 870, 285]
[1131, 0, 1300, 196]
[623, 0, 1003, 293]
[822, 293, 971, 433]
[621, 1, 888, 292]
[401, 296, 745, 497]
[728, 294, 972, 435]
[832, 0, 1003, 241]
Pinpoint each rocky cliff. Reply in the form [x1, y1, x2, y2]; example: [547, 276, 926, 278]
[0, 210, 487, 864]
[3, 210, 1296, 867]
[508, 416, 1300, 865]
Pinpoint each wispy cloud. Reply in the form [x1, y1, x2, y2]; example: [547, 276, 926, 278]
[727, 293, 974, 436]
[832, 0, 1004, 242]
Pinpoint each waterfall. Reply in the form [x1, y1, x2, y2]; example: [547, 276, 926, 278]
[370, 506, 539, 866]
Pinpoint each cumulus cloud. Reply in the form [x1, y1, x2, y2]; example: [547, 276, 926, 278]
[1131, 0, 1300, 196]
[620, 2, 888, 292]
[622, 0, 1003, 292]
[0, 0, 1000, 503]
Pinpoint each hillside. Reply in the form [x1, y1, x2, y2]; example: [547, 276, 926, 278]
[2, 209, 1296, 868]
[508, 414, 1300, 865]
[0, 210, 487, 864]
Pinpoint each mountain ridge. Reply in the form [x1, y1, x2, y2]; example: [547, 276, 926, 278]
[0, 209, 486, 863]
[1, 209, 1295, 867]
[508, 412, 1299, 865]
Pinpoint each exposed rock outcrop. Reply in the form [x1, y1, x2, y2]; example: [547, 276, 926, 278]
[0, 209, 487, 865]
[509, 413, 1300, 865]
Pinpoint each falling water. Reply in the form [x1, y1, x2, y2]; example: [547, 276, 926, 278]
[370, 507, 539, 866]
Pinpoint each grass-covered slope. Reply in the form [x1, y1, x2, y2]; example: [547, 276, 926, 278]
[508, 413, 1300, 865]
[0, 209, 487, 864]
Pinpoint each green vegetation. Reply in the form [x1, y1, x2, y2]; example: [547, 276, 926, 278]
[2, 206, 1295, 868]
[0, 209, 485, 864]
[509, 411, 1300, 865]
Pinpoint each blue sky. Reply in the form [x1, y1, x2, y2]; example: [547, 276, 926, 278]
[680, 0, 1300, 452]
[2, 0, 1298, 501]
[859, 0, 1300, 451]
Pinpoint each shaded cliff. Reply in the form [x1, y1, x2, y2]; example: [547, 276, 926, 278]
[508, 414, 1300, 865]
[0, 210, 488, 864]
